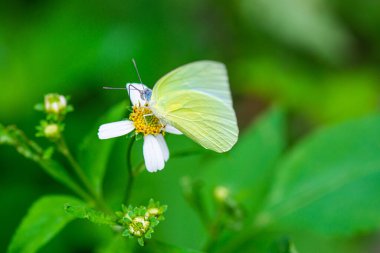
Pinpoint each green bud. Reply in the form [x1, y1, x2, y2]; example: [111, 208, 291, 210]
[214, 185, 229, 202]
[145, 199, 167, 220]
[44, 124, 60, 139]
[36, 121, 63, 141]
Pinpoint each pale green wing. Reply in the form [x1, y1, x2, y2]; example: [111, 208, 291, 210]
[151, 61, 232, 106]
[151, 90, 238, 153]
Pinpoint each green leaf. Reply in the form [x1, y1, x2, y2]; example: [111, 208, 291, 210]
[202, 107, 286, 214]
[78, 101, 127, 195]
[64, 203, 116, 226]
[8, 195, 84, 253]
[258, 115, 380, 236]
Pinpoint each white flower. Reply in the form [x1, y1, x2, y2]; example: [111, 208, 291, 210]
[98, 83, 182, 172]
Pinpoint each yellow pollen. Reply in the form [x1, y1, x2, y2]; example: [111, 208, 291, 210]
[129, 105, 164, 136]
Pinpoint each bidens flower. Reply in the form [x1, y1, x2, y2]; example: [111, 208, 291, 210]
[98, 83, 182, 172]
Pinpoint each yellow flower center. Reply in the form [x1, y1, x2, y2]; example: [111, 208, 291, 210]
[129, 105, 163, 136]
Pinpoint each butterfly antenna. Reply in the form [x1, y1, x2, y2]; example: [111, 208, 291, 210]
[132, 59, 143, 84]
[102, 86, 127, 90]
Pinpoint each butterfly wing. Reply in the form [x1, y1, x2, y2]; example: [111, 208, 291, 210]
[150, 61, 238, 152]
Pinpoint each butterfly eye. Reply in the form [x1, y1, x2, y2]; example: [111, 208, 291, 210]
[144, 90, 152, 101]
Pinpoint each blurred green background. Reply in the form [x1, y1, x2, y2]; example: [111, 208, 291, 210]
[1, 0, 380, 252]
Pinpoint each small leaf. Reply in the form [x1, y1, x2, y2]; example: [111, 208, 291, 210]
[137, 238, 144, 246]
[259, 115, 380, 236]
[7, 195, 84, 253]
[78, 101, 127, 195]
[64, 203, 116, 226]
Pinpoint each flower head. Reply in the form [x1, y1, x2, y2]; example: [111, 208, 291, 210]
[98, 83, 182, 172]
[115, 199, 167, 246]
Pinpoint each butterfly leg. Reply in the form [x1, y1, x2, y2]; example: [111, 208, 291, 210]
[143, 113, 154, 125]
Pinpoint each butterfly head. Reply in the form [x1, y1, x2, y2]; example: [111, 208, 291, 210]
[126, 83, 153, 105]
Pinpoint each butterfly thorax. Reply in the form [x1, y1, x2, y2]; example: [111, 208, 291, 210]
[129, 105, 164, 136]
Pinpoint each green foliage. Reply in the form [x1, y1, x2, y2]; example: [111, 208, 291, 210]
[201, 107, 286, 215]
[235, 57, 380, 124]
[258, 115, 380, 236]
[77, 101, 127, 195]
[2, 0, 380, 251]
[241, 0, 350, 63]
[0, 124, 43, 162]
[0, 124, 88, 198]
[7, 195, 84, 253]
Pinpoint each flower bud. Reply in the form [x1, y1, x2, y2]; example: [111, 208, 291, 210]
[44, 93, 67, 114]
[214, 186, 230, 202]
[43, 123, 60, 139]
[145, 199, 167, 220]
[145, 207, 160, 218]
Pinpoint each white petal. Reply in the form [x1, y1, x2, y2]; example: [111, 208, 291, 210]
[98, 120, 135, 139]
[126, 83, 149, 106]
[165, 124, 183, 135]
[156, 134, 169, 162]
[143, 135, 165, 172]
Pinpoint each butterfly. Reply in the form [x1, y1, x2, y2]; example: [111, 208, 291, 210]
[127, 60, 239, 153]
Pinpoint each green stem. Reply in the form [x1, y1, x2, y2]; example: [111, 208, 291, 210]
[57, 137, 109, 211]
[38, 160, 94, 202]
[217, 227, 259, 253]
[202, 204, 226, 252]
[133, 161, 145, 176]
[124, 136, 136, 204]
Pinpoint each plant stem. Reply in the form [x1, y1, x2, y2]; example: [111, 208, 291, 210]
[202, 204, 225, 252]
[124, 136, 136, 204]
[217, 227, 259, 253]
[57, 137, 109, 211]
[38, 160, 93, 202]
